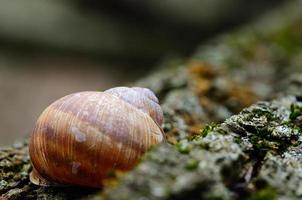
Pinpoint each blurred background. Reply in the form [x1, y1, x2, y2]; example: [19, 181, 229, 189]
[0, 0, 284, 146]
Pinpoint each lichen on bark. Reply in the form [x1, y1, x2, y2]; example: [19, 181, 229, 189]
[1, 1, 302, 199]
[103, 89, 302, 200]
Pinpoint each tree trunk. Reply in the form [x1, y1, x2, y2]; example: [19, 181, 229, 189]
[1, 1, 302, 199]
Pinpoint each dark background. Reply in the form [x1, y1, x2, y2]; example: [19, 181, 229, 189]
[0, 0, 284, 146]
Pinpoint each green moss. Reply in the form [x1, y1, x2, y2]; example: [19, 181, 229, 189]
[250, 136, 279, 152]
[248, 187, 277, 200]
[233, 136, 242, 144]
[227, 31, 260, 60]
[201, 123, 218, 137]
[281, 121, 302, 134]
[252, 108, 276, 121]
[176, 140, 191, 154]
[290, 104, 302, 120]
[270, 24, 302, 57]
[185, 159, 199, 171]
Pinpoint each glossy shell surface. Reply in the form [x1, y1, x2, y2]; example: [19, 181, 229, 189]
[29, 87, 164, 188]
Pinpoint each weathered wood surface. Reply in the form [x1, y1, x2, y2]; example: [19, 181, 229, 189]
[1, 1, 302, 199]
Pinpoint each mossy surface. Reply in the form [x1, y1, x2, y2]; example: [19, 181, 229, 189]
[1, 1, 302, 199]
[103, 95, 302, 200]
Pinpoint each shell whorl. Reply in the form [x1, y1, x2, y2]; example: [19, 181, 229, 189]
[105, 87, 163, 125]
[29, 87, 164, 188]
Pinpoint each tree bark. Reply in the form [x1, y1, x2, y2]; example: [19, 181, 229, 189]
[1, 1, 302, 199]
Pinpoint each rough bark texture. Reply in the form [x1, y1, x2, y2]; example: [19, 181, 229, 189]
[1, 1, 302, 199]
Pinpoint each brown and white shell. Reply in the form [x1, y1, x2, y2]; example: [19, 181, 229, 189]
[29, 87, 164, 188]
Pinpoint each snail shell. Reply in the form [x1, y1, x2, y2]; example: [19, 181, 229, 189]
[29, 87, 164, 188]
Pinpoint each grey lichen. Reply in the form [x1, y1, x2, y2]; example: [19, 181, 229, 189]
[1, 1, 302, 200]
[103, 94, 302, 200]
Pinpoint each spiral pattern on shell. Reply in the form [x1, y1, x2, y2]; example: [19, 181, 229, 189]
[29, 87, 164, 188]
